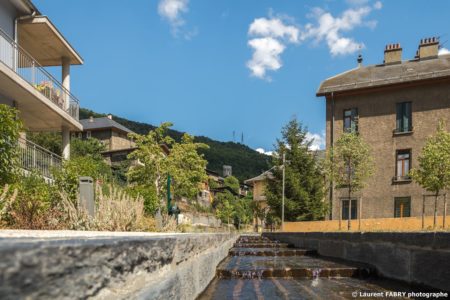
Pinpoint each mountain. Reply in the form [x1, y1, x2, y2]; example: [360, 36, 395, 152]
[79, 108, 272, 181]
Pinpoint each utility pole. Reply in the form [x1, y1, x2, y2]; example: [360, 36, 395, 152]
[282, 153, 286, 231]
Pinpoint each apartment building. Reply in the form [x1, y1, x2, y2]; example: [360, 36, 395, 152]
[245, 168, 274, 230]
[0, 0, 83, 177]
[317, 38, 450, 220]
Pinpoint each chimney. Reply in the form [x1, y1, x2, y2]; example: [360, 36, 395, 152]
[107, 114, 113, 120]
[89, 116, 94, 123]
[384, 43, 402, 65]
[418, 37, 439, 60]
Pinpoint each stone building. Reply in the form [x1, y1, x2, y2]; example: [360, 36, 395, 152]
[317, 37, 450, 220]
[77, 115, 136, 165]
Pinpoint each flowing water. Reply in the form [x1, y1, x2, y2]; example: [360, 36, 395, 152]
[198, 235, 419, 299]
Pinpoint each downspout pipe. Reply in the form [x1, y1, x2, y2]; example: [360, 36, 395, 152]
[329, 91, 335, 220]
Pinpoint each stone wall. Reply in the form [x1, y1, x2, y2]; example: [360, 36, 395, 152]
[0, 231, 237, 300]
[263, 232, 450, 292]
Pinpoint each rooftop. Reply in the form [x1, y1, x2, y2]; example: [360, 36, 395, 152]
[317, 54, 450, 96]
[80, 117, 134, 134]
[244, 167, 275, 185]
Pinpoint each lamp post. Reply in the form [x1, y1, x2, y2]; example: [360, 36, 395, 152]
[281, 153, 286, 231]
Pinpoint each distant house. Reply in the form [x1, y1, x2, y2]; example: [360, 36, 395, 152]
[197, 169, 224, 207]
[77, 115, 136, 165]
[245, 168, 275, 231]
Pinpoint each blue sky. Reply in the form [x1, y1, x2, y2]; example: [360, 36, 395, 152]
[34, 0, 450, 153]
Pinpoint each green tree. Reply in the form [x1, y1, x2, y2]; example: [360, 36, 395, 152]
[71, 137, 106, 160]
[215, 191, 235, 229]
[266, 119, 327, 222]
[224, 175, 240, 193]
[128, 123, 209, 212]
[0, 104, 22, 185]
[167, 133, 209, 200]
[326, 132, 374, 229]
[27, 132, 62, 155]
[410, 121, 450, 228]
[233, 197, 253, 230]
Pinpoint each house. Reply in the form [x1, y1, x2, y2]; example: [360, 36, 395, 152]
[197, 169, 224, 207]
[316, 37, 450, 220]
[245, 168, 274, 230]
[0, 0, 83, 178]
[78, 115, 136, 165]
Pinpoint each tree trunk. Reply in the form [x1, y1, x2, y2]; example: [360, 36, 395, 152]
[434, 191, 439, 229]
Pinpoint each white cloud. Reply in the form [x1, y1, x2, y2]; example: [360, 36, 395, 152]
[158, 0, 195, 39]
[439, 47, 450, 56]
[247, 17, 299, 80]
[246, 3, 381, 79]
[305, 132, 326, 151]
[256, 148, 274, 156]
[300, 4, 380, 56]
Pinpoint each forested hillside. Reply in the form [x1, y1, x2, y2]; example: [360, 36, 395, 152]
[79, 108, 272, 181]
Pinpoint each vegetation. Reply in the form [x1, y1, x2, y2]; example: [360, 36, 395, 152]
[224, 175, 240, 193]
[128, 123, 208, 214]
[266, 119, 327, 222]
[79, 108, 272, 181]
[0, 104, 22, 185]
[410, 120, 450, 228]
[326, 131, 374, 229]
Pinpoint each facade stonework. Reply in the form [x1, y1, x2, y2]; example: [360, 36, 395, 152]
[326, 82, 450, 219]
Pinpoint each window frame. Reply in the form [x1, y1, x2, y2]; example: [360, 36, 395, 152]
[394, 197, 411, 218]
[341, 199, 358, 220]
[395, 149, 412, 180]
[395, 101, 412, 133]
[343, 108, 359, 133]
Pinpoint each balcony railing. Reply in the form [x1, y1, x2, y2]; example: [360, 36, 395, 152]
[0, 28, 79, 120]
[18, 137, 62, 179]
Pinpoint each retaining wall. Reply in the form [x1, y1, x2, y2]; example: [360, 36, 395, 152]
[263, 232, 450, 292]
[0, 231, 237, 300]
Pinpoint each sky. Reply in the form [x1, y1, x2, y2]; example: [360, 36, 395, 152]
[34, 0, 450, 154]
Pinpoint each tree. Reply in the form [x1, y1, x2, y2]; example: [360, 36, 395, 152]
[326, 132, 374, 229]
[410, 120, 450, 228]
[71, 137, 106, 160]
[128, 123, 209, 212]
[224, 176, 240, 193]
[266, 118, 327, 222]
[215, 191, 235, 229]
[0, 104, 22, 185]
[166, 133, 209, 200]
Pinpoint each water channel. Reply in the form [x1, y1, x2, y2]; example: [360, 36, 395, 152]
[199, 235, 420, 299]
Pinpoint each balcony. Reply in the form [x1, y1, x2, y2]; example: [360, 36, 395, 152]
[18, 137, 62, 180]
[0, 27, 81, 131]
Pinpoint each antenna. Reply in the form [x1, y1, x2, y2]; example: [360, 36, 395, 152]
[241, 132, 244, 144]
[232, 131, 235, 143]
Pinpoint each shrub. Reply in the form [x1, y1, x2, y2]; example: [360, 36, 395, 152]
[0, 104, 22, 185]
[1, 174, 62, 229]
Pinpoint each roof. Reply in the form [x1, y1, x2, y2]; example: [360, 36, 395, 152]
[80, 117, 134, 134]
[244, 167, 275, 185]
[317, 54, 450, 96]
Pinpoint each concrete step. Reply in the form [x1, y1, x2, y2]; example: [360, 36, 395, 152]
[229, 248, 316, 257]
[216, 256, 374, 279]
[233, 243, 290, 248]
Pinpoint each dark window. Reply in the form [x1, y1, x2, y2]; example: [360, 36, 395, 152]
[342, 199, 358, 220]
[394, 197, 411, 218]
[396, 102, 412, 132]
[396, 149, 411, 179]
[344, 108, 358, 133]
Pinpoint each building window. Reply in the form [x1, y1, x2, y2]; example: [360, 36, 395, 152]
[394, 197, 411, 218]
[396, 102, 412, 132]
[86, 131, 91, 138]
[341, 199, 358, 220]
[71, 133, 76, 139]
[396, 149, 411, 180]
[343, 108, 358, 133]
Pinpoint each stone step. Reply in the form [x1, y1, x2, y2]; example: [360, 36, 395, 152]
[233, 243, 290, 248]
[216, 256, 374, 279]
[229, 248, 316, 257]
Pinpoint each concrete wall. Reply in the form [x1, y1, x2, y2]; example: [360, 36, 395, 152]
[326, 81, 450, 220]
[0, 231, 237, 300]
[263, 232, 450, 292]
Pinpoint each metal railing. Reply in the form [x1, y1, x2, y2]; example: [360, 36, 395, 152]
[0, 28, 79, 120]
[18, 137, 62, 179]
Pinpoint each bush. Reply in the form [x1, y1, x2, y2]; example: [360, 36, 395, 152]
[61, 184, 156, 232]
[1, 174, 62, 229]
[0, 104, 22, 185]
